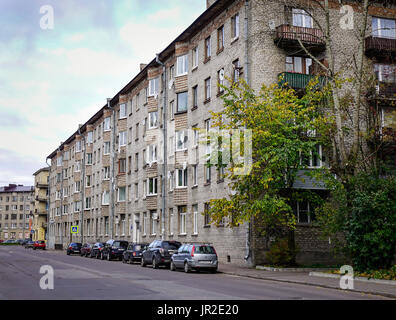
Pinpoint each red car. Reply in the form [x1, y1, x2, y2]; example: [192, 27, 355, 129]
[33, 241, 46, 250]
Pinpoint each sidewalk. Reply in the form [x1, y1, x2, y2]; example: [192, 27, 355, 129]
[218, 264, 396, 299]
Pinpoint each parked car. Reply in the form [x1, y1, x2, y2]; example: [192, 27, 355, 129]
[81, 243, 93, 257]
[170, 243, 218, 273]
[21, 239, 31, 246]
[16, 239, 25, 245]
[66, 243, 82, 255]
[33, 241, 46, 250]
[25, 240, 35, 249]
[102, 240, 129, 261]
[3, 239, 18, 244]
[122, 243, 149, 264]
[141, 240, 181, 269]
[90, 242, 105, 259]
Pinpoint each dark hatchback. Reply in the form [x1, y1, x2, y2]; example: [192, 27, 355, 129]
[90, 242, 106, 259]
[81, 243, 94, 257]
[141, 240, 181, 269]
[102, 240, 129, 261]
[122, 243, 148, 264]
[66, 243, 82, 255]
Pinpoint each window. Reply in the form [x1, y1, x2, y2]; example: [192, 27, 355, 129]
[147, 178, 158, 195]
[205, 161, 211, 184]
[119, 103, 127, 118]
[177, 91, 188, 113]
[149, 78, 159, 96]
[86, 175, 91, 187]
[231, 13, 240, 39]
[104, 117, 111, 131]
[192, 165, 198, 186]
[169, 100, 175, 119]
[192, 85, 198, 108]
[169, 208, 174, 235]
[135, 123, 139, 140]
[104, 141, 110, 155]
[169, 65, 175, 79]
[374, 64, 396, 83]
[292, 8, 312, 28]
[57, 156, 62, 166]
[205, 78, 211, 101]
[148, 111, 158, 129]
[218, 69, 225, 93]
[147, 144, 157, 164]
[285, 56, 312, 74]
[233, 59, 241, 83]
[178, 206, 187, 235]
[135, 182, 139, 200]
[204, 203, 211, 226]
[176, 168, 188, 188]
[135, 153, 139, 171]
[118, 187, 126, 202]
[85, 197, 91, 210]
[217, 26, 224, 52]
[143, 213, 148, 235]
[118, 159, 126, 173]
[74, 201, 81, 213]
[176, 130, 188, 151]
[176, 54, 189, 76]
[119, 131, 127, 147]
[86, 153, 92, 165]
[205, 36, 211, 60]
[151, 211, 157, 235]
[293, 200, 315, 223]
[74, 181, 81, 193]
[192, 204, 198, 234]
[75, 141, 82, 153]
[192, 47, 198, 69]
[87, 131, 93, 144]
[102, 191, 110, 205]
[169, 171, 174, 191]
[300, 144, 323, 168]
[372, 17, 396, 39]
[103, 166, 110, 180]
[135, 93, 140, 111]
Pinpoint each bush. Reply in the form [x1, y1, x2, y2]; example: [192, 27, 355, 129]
[266, 238, 298, 267]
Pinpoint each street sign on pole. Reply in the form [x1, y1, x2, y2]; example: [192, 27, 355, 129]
[71, 226, 79, 234]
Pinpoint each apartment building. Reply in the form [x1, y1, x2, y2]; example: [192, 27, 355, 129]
[47, 0, 396, 265]
[32, 167, 49, 241]
[0, 184, 34, 241]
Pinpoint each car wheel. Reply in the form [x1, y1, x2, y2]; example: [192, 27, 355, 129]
[107, 253, 111, 261]
[101, 252, 104, 260]
[184, 262, 190, 273]
[67, 251, 70, 255]
[170, 261, 176, 271]
[152, 257, 159, 269]
[33, 247, 36, 250]
[210, 268, 217, 274]
[122, 256, 126, 264]
[140, 257, 146, 267]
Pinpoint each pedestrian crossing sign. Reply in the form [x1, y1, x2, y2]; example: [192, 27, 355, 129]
[71, 226, 79, 234]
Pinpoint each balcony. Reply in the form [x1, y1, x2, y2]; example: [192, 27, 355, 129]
[278, 72, 327, 91]
[35, 195, 47, 202]
[274, 24, 325, 54]
[365, 36, 396, 60]
[35, 182, 48, 189]
[367, 82, 396, 105]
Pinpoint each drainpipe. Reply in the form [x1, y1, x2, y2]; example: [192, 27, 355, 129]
[243, 0, 253, 267]
[109, 98, 116, 240]
[156, 53, 167, 241]
[78, 125, 86, 244]
[45, 157, 51, 247]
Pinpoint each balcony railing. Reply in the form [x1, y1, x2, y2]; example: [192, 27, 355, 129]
[367, 82, 396, 102]
[274, 24, 325, 53]
[365, 36, 396, 59]
[278, 72, 327, 90]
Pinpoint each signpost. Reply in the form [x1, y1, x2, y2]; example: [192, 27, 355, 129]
[71, 226, 79, 234]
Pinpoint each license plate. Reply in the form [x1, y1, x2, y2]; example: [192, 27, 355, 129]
[199, 260, 212, 264]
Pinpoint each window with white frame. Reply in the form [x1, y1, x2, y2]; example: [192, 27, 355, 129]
[86, 153, 92, 165]
[176, 168, 188, 188]
[103, 166, 110, 180]
[169, 171, 174, 191]
[292, 8, 312, 28]
[176, 130, 188, 151]
[119, 131, 127, 147]
[177, 91, 188, 113]
[57, 156, 62, 166]
[75, 141, 82, 153]
[118, 187, 126, 202]
[86, 175, 91, 187]
[193, 204, 198, 234]
[205, 36, 211, 59]
[372, 17, 396, 39]
[149, 78, 159, 96]
[87, 131, 93, 144]
[300, 144, 323, 168]
[231, 13, 240, 39]
[147, 144, 157, 164]
[192, 47, 199, 69]
[293, 200, 315, 223]
[374, 64, 396, 83]
[176, 54, 189, 76]
[85, 197, 91, 210]
[178, 206, 187, 235]
[74, 201, 81, 213]
[148, 111, 158, 129]
[169, 100, 175, 119]
[151, 211, 157, 235]
[135, 182, 139, 200]
[233, 59, 241, 83]
[102, 191, 110, 205]
[143, 213, 148, 235]
[192, 165, 198, 186]
[74, 181, 81, 193]
[104, 141, 110, 155]
[205, 77, 211, 100]
[147, 178, 158, 195]
[119, 103, 127, 118]
[104, 117, 111, 131]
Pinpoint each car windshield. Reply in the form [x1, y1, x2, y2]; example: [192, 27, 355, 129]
[71, 243, 82, 247]
[194, 245, 216, 254]
[113, 241, 128, 248]
[162, 241, 180, 250]
[134, 245, 143, 251]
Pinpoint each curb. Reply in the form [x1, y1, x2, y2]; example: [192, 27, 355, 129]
[309, 271, 396, 286]
[256, 266, 332, 272]
[220, 270, 396, 299]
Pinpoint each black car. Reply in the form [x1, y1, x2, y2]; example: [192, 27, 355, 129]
[102, 240, 128, 261]
[24, 240, 35, 249]
[66, 243, 82, 255]
[81, 243, 93, 257]
[141, 240, 181, 269]
[122, 243, 149, 264]
[90, 242, 106, 259]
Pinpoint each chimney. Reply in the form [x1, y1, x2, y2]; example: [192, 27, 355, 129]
[140, 63, 148, 71]
[206, 0, 217, 8]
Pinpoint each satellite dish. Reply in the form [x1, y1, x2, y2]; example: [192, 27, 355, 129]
[269, 20, 275, 30]
[219, 69, 225, 81]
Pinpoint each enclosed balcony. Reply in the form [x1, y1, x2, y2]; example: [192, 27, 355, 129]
[278, 72, 327, 91]
[274, 24, 326, 54]
[365, 36, 396, 60]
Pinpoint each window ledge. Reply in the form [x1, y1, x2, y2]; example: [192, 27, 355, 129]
[174, 110, 187, 116]
[203, 98, 211, 105]
[191, 185, 198, 189]
[204, 182, 211, 186]
[178, 233, 187, 236]
[216, 91, 225, 98]
[216, 47, 224, 55]
[231, 36, 239, 45]
[204, 57, 211, 64]
[175, 73, 188, 78]
[203, 225, 211, 228]
[192, 233, 198, 236]
[191, 105, 198, 111]
[192, 66, 198, 72]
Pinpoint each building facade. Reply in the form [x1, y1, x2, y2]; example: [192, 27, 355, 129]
[47, 0, 396, 265]
[0, 184, 34, 241]
[32, 168, 50, 242]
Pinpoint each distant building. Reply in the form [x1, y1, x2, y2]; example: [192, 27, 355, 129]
[0, 184, 34, 241]
[32, 168, 50, 241]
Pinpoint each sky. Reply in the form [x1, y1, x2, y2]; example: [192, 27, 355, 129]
[0, 0, 206, 187]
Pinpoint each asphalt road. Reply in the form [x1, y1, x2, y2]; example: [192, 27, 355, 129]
[0, 246, 389, 300]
